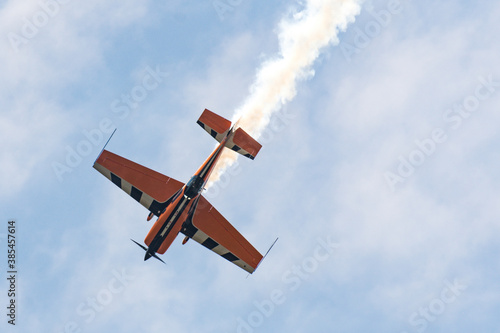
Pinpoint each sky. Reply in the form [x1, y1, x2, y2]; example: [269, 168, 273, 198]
[1, 0, 500, 332]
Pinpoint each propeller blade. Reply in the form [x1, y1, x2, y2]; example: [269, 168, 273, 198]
[131, 239, 148, 251]
[152, 253, 166, 264]
[131, 239, 166, 264]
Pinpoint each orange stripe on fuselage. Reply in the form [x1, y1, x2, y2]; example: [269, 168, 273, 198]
[144, 137, 229, 256]
[144, 191, 185, 247]
[193, 137, 228, 182]
[157, 211, 187, 254]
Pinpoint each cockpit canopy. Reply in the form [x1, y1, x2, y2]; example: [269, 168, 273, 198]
[184, 175, 204, 199]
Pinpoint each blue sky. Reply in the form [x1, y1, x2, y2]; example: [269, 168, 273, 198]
[1, 0, 500, 332]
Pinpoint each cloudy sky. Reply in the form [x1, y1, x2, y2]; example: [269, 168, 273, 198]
[1, 0, 500, 332]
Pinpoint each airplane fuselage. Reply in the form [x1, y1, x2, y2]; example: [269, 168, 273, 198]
[142, 134, 229, 261]
[94, 108, 264, 271]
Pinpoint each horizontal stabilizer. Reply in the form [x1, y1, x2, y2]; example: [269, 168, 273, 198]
[197, 109, 262, 160]
[225, 127, 262, 160]
[197, 109, 232, 142]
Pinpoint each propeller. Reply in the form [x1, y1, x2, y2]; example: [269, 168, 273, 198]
[130, 239, 165, 264]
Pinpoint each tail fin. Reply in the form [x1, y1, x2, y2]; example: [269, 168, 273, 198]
[197, 109, 262, 160]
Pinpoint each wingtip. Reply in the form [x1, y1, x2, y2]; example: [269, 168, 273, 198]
[93, 128, 117, 165]
[252, 237, 279, 274]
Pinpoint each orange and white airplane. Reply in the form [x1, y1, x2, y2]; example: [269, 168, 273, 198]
[93, 109, 265, 273]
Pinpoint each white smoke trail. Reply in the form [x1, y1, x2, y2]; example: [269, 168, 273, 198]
[208, 0, 362, 188]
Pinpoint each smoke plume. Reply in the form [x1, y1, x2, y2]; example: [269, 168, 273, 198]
[208, 0, 362, 188]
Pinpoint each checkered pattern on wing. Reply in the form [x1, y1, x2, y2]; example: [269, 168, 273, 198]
[93, 150, 184, 217]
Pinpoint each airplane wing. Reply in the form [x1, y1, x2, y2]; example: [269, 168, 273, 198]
[181, 195, 263, 274]
[93, 150, 184, 216]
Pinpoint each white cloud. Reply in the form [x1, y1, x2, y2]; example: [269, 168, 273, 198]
[0, 0, 155, 194]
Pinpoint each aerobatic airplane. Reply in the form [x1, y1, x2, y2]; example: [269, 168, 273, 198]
[93, 109, 264, 273]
